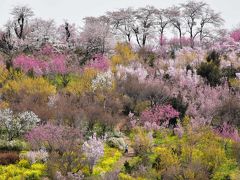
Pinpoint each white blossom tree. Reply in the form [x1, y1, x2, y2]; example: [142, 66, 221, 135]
[0, 109, 40, 141]
[82, 133, 104, 174]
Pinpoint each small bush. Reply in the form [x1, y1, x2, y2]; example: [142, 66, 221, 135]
[107, 137, 126, 150]
[0, 152, 19, 165]
[197, 62, 221, 86]
[0, 139, 28, 151]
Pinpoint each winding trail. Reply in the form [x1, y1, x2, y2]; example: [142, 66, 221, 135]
[111, 136, 135, 172]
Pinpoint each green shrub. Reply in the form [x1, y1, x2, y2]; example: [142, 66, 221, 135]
[107, 137, 126, 150]
[0, 139, 28, 151]
[197, 62, 221, 86]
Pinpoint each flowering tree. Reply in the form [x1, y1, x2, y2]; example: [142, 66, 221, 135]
[49, 55, 67, 74]
[86, 54, 109, 71]
[11, 5, 34, 40]
[0, 109, 40, 141]
[13, 55, 48, 76]
[26, 18, 58, 47]
[215, 122, 240, 142]
[13, 54, 67, 75]
[141, 105, 179, 130]
[58, 22, 78, 47]
[25, 123, 82, 153]
[230, 29, 240, 42]
[91, 70, 113, 91]
[82, 133, 104, 174]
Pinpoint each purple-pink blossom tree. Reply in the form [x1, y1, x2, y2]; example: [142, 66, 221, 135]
[215, 122, 240, 142]
[141, 105, 179, 130]
[25, 123, 82, 153]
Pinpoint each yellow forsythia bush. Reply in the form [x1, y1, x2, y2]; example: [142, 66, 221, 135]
[0, 161, 46, 180]
[111, 43, 137, 67]
[65, 68, 97, 95]
[93, 145, 122, 175]
[2, 76, 56, 100]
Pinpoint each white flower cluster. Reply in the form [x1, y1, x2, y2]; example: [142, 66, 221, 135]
[91, 70, 113, 91]
[82, 133, 104, 167]
[21, 149, 48, 164]
[116, 62, 148, 82]
[0, 109, 40, 140]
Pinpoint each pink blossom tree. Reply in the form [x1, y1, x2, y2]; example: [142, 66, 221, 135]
[141, 105, 179, 130]
[25, 123, 82, 153]
[230, 29, 240, 42]
[49, 55, 67, 74]
[86, 54, 109, 71]
[215, 122, 240, 142]
[13, 54, 48, 76]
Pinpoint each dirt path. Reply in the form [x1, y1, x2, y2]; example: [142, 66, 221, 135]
[111, 136, 135, 172]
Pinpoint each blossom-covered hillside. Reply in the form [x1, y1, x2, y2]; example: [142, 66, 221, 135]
[1, 1, 240, 179]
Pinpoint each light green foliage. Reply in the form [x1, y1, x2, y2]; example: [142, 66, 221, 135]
[132, 127, 153, 156]
[148, 127, 240, 179]
[107, 137, 126, 150]
[0, 139, 28, 151]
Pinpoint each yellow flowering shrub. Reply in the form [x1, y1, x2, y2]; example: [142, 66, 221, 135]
[65, 68, 97, 95]
[2, 76, 56, 101]
[93, 145, 122, 175]
[0, 162, 46, 180]
[111, 43, 137, 68]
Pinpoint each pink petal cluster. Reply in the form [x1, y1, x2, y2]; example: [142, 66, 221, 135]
[13, 54, 67, 75]
[230, 29, 240, 42]
[141, 105, 179, 129]
[216, 122, 240, 142]
[49, 55, 67, 74]
[86, 54, 109, 71]
[25, 123, 82, 151]
[13, 55, 48, 76]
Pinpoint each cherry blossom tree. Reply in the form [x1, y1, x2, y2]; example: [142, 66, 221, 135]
[0, 109, 40, 141]
[108, 8, 134, 43]
[155, 8, 171, 46]
[80, 16, 113, 63]
[82, 133, 104, 174]
[27, 18, 58, 47]
[168, 6, 184, 48]
[11, 5, 34, 40]
[132, 6, 157, 48]
[58, 22, 78, 47]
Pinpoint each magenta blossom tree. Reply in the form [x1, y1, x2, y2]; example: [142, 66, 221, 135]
[141, 105, 179, 130]
[230, 29, 240, 42]
[13, 54, 67, 75]
[13, 55, 48, 76]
